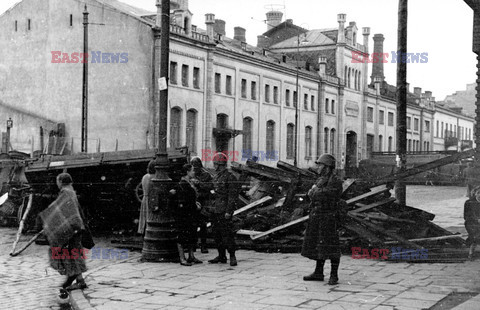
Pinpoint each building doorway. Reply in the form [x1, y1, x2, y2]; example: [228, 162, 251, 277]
[346, 131, 357, 176]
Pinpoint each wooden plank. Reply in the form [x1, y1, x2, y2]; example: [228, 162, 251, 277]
[345, 185, 390, 205]
[251, 215, 309, 240]
[239, 165, 292, 183]
[233, 196, 272, 216]
[276, 160, 318, 179]
[384, 234, 467, 245]
[342, 178, 356, 193]
[351, 197, 396, 213]
[344, 222, 384, 245]
[246, 160, 295, 180]
[353, 212, 416, 224]
[236, 229, 262, 236]
[348, 213, 423, 249]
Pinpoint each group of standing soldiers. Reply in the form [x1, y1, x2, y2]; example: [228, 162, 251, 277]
[139, 152, 239, 267]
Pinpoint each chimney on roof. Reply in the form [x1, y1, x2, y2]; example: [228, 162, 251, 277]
[370, 34, 385, 85]
[362, 27, 370, 53]
[234, 26, 246, 42]
[318, 56, 327, 77]
[257, 35, 271, 49]
[266, 10, 283, 31]
[414, 87, 422, 97]
[214, 19, 226, 36]
[205, 13, 215, 41]
[425, 91, 432, 98]
[337, 14, 346, 44]
[286, 19, 293, 24]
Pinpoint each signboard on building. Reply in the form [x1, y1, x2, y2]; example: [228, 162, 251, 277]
[345, 101, 359, 117]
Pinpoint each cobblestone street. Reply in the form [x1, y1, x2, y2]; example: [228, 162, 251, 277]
[1, 185, 479, 309]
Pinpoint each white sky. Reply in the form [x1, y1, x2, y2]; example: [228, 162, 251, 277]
[0, 0, 476, 100]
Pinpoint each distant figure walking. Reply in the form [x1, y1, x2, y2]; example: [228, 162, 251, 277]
[464, 186, 480, 260]
[138, 160, 155, 235]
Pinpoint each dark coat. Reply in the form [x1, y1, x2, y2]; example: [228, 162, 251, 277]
[211, 169, 238, 215]
[173, 177, 199, 246]
[464, 198, 480, 246]
[193, 168, 214, 206]
[301, 173, 343, 260]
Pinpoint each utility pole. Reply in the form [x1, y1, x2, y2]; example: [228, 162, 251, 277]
[294, 34, 300, 167]
[395, 0, 408, 205]
[82, 5, 89, 153]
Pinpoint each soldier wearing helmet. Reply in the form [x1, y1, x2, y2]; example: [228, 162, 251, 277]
[190, 156, 213, 253]
[208, 152, 239, 266]
[302, 153, 343, 285]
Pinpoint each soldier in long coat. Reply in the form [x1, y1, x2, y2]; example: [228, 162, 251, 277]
[301, 154, 343, 285]
[465, 186, 480, 260]
[208, 152, 239, 266]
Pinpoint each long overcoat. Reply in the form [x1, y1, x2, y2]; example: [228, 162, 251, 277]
[301, 173, 343, 260]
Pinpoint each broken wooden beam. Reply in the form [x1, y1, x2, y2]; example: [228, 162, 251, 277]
[351, 197, 396, 213]
[236, 229, 262, 236]
[251, 215, 309, 240]
[233, 196, 272, 216]
[346, 185, 390, 206]
[353, 212, 416, 224]
[231, 162, 292, 183]
[384, 234, 467, 245]
[276, 160, 318, 179]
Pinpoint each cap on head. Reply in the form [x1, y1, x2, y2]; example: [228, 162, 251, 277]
[190, 156, 203, 168]
[315, 154, 336, 168]
[212, 152, 228, 165]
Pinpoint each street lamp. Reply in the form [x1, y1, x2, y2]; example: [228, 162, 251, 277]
[294, 31, 310, 167]
[6, 118, 13, 153]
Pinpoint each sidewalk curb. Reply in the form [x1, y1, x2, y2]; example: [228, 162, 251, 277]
[69, 253, 142, 310]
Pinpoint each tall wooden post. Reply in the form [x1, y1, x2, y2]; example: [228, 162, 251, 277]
[395, 0, 408, 205]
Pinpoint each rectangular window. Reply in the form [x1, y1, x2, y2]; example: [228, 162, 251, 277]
[226, 75, 232, 95]
[273, 86, 279, 104]
[251, 81, 257, 100]
[285, 89, 290, 106]
[407, 116, 411, 130]
[193, 67, 200, 89]
[311, 95, 315, 111]
[181, 65, 189, 87]
[15, 20, 17, 32]
[331, 100, 335, 114]
[414, 118, 419, 131]
[70, 14, 73, 27]
[304, 94, 308, 110]
[293, 91, 298, 108]
[367, 107, 374, 122]
[441, 122, 444, 138]
[425, 120, 430, 132]
[214, 73, 221, 94]
[436, 120, 439, 137]
[379, 110, 385, 125]
[241, 79, 247, 98]
[265, 84, 270, 103]
[388, 112, 394, 126]
[286, 124, 294, 159]
[305, 127, 312, 158]
[169, 62, 178, 85]
[325, 99, 329, 113]
[27, 18, 31, 31]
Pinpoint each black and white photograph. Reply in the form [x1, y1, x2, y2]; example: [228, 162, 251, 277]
[0, 0, 480, 309]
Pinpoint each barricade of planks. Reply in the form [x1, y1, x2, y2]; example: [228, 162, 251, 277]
[232, 160, 465, 257]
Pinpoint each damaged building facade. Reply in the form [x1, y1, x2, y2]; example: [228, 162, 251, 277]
[0, 0, 475, 169]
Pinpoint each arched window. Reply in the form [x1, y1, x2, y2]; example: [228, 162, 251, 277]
[388, 136, 393, 152]
[331, 100, 335, 115]
[242, 117, 253, 154]
[216, 113, 228, 129]
[344, 66, 348, 86]
[324, 127, 329, 153]
[266, 120, 275, 160]
[286, 123, 295, 159]
[305, 126, 312, 158]
[378, 135, 383, 152]
[186, 109, 197, 154]
[357, 71, 361, 90]
[330, 128, 336, 154]
[348, 67, 351, 88]
[170, 107, 182, 149]
[354, 70, 357, 90]
[325, 98, 329, 113]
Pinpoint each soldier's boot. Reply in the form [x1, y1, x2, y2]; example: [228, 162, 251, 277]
[328, 258, 340, 285]
[177, 244, 192, 266]
[208, 248, 227, 264]
[303, 259, 324, 281]
[228, 250, 237, 266]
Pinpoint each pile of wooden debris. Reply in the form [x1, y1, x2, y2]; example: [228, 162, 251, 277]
[231, 159, 467, 261]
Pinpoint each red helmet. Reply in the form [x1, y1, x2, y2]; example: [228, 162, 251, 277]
[212, 152, 228, 165]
